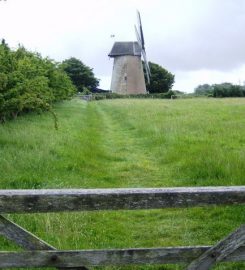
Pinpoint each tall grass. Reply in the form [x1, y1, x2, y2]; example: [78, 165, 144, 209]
[0, 98, 244, 270]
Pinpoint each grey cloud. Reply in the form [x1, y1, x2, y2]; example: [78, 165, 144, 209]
[149, 0, 245, 72]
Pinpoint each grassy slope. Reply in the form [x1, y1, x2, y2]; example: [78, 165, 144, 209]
[0, 98, 245, 270]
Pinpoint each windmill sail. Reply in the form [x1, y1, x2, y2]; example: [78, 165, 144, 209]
[134, 25, 142, 49]
[136, 10, 150, 84]
[142, 50, 151, 84]
[137, 11, 145, 50]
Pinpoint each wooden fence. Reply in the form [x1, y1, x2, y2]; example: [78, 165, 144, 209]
[0, 186, 245, 269]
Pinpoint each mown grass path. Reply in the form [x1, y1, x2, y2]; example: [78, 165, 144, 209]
[0, 98, 245, 270]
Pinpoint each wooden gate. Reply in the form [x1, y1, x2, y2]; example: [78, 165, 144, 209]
[0, 186, 245, 269]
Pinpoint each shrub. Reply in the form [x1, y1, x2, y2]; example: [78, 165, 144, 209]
[0, 40, 76, 123]
[88, 91, 176, 101]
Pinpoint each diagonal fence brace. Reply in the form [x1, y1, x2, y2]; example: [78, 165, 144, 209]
[0, 215, 88, 270]
[0, 215, 56, 250]
[186, 224, 245, 270]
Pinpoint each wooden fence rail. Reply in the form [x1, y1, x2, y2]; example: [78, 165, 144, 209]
[0, 186, 245, 270]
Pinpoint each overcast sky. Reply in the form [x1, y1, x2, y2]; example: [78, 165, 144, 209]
[1, 0, 245, 92]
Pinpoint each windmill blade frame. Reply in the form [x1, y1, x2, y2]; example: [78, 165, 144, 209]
[142, 50, 151, 84]
[142, 50, 151, 75]
[137, 11, 145, 51]
[135, 10, 150, 84]
[134, 25, 142, 49]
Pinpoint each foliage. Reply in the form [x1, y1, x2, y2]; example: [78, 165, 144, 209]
[0, 40, 76, 122]
[90, 90, 176, 100]
[213, 83, 245, 97]
[144, 61, 175, 93]
[194, 84, 214, 96]
[61, 57, 99, 92]
[81, 87, 91, 95]
[174, 90, 185, 95]
[194, 82, 245, 97]
[0, 99, 245, 270]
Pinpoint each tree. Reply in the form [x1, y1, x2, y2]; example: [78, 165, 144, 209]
[0, 40, 75, 122]
[193, 82, 245, 98]
[61, 57, 99, 92]
[194, 84, 214, 96]
[144, 62, 175, 93]
[213, 83, 244, 97]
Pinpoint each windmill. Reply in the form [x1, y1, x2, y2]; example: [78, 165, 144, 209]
[108, 11, 150, 94]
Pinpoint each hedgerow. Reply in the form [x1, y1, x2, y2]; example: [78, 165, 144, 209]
[0, 40, 76, 123]
[90, 90, 176, 100]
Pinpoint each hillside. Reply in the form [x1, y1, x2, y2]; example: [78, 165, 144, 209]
[0, 98, 245, 270]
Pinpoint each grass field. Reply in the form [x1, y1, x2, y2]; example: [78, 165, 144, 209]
[0, 98, 245, 270]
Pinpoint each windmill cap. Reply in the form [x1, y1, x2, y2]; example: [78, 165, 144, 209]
[109, 42, 141, 57]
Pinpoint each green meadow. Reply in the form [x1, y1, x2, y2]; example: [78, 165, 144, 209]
[0, 98, 245, 270]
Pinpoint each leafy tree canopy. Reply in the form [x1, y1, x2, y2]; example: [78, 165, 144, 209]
[144, 62, 175, 93]
[194, 82, 245, 98]
[61, 57, 99, 92]
[213, 83, 244, 97]
[194, 84, 214, 96]
[0, 39, 75, 123]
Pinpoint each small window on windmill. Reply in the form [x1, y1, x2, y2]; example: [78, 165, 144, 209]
[124, 73, 127, 81]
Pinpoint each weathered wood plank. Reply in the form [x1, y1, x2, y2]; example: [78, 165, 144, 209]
[0, 187, 244, 213]
[0, 215, 88, 270]
[0, 246, 244, 268]
[0, 215, 55, 250]
[186, 224, 245, 270]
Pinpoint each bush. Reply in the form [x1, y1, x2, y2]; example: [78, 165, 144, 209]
[194, 82, 245, 98]
[88, 91, 176, 101]
[0, 40, 76, 122]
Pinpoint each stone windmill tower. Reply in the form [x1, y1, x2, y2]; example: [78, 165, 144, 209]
[108, 11, 151, 94]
